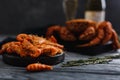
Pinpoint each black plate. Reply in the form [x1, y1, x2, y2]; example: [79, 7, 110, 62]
[2, 53, 65, 67]
[65, 43, 114, 55]
[58, 39, 114, 55]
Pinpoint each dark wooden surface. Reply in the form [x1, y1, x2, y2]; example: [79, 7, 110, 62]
[0, 35, 120, 80]
[0, 51, 120, 80]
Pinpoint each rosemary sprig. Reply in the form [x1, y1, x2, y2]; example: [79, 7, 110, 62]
[62, 54, 120, 67]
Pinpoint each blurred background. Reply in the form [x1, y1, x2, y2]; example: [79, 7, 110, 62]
[0, 0, 120, 35]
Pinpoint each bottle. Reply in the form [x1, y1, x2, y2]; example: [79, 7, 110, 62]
[85, 0, 106, 22]
[63, 0, 78, 21]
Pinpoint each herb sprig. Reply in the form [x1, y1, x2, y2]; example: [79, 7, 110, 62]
[62, 54, 120, 67]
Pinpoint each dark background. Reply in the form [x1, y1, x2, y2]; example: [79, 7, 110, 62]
[0, 0, 120, 35]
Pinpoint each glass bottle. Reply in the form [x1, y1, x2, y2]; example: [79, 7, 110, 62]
[63, 0, 78, 21]
[85, 0, 106, 22]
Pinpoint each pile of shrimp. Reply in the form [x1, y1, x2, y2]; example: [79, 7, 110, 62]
[0, 33, 64, 58]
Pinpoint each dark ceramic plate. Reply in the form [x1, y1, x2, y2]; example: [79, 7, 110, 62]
[58, 39, 114, 55]
[2, 52, 65, 67]
[66, 43, 114, 55]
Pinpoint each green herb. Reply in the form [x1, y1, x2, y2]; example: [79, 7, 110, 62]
[62, 54, 120, 67]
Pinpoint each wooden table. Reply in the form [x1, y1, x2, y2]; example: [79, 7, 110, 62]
[0, 35, 120, 80]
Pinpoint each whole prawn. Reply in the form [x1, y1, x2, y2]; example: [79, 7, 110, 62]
[26, 63, 53, 72]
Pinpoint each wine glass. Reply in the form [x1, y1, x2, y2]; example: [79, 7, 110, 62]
[63, 0, 78, 21]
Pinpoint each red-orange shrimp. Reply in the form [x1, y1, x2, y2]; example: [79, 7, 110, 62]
[40, 44, 63, 56]
[21, 40, 42, 57]
[77, 27, 105, 47]
[16, 33, 29, 41]
[26, 63, 53, 72]
[79, 26, 96, 40]
[111, 29, 120, 49]
[46, 25, 61, 38]
[47, 35, 58, 43]
[59, 27, 77, 41]
[98, 21, 113, 44]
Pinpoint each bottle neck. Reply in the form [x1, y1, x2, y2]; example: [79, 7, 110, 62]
[86, 0, 106, 11]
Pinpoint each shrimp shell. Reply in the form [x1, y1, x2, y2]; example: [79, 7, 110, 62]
[26, 63, 53, 72]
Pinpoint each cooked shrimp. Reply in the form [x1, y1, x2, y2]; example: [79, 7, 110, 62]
[77, 27, 105, 47]
[79, 26, 96, 40]
[111, 29, 120, 49]
[26, 63, 53, 72]
[98, 21, 113, 44]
